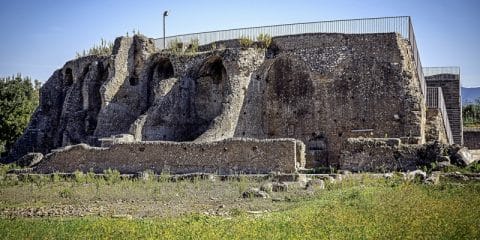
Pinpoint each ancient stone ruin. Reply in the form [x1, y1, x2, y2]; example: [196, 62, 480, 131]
[2, 17, 475, 174]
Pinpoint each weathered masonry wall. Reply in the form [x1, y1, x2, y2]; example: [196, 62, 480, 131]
[340, 138, 420, 172]
[5, 36, 265, 162]
[234, 33, 425, 167]
[463, 128, 480, 149]
[339, 137, 463, 172]
[426, 74, 463, 145]
[34, 138, 305, 174]
[5, 33, 426, 170]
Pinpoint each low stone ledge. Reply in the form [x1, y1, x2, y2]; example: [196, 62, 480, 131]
[34, 138, 305, 174]
[340, 137, 421, 172]
[340, 137, 479, 172]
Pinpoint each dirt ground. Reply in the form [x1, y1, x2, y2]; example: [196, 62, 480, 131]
[0, 175, 324, 218]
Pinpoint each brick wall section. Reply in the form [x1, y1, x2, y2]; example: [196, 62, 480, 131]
[426, 74, 463, 145]
[34, 138, 305, 174]
[463, 127, 480, 149]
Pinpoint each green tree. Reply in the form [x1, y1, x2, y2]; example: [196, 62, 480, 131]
[0, 74, 40, 156]
[463, 98, 480, 127]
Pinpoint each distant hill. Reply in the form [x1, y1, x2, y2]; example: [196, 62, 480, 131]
[462, 87, 480, 105]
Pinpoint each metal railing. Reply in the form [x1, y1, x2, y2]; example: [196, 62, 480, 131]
[155, 16, 410, 49]
[408, 19, 426, 99]
[427, 87, 454, 144]
[423, 67, 460, 77]
[154, 16, 426, 96]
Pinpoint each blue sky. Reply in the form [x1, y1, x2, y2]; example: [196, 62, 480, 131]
[0, 0, 479, 87]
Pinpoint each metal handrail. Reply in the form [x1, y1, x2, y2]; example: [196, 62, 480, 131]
[155, 16, 411, 49]
[427, 87, 454, 144]
[407, 17, 426, 99]
[423, 67, 460, 77]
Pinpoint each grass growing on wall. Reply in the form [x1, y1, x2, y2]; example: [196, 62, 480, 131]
[75, 38, 114, 58]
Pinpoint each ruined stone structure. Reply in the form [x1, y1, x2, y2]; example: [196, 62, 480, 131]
[425, 73, 463, 145]
[4, 31, 465, 173]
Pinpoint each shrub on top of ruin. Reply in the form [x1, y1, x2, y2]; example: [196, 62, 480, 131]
[239, 36, 253, 48]
[75, 38, 114, 58]
[167, 38, 184, 54]
[210, 42, 227, 52]
[185, 38, 199, 54]
[210, 43, 217, 51]
[256, 33, 272, 48]
[131, 28, 141, 36]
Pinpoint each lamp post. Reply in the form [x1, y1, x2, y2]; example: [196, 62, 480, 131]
[163, 10, 169, 49]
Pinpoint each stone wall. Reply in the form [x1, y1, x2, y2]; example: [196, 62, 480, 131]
[463, 127, 480, 149]
[34, 138, 305, 174]
[426, 74, 463, 145]
[425, 109, 448, 144]
[340, 138, 420, 172]
[234, 33, 425, 167]
[340, 136, 476, 172]
[4, 35, 265, 162]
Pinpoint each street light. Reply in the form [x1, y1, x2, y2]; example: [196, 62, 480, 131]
[163, 10, 169, 49]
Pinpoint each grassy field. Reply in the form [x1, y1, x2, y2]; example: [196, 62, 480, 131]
[0, 167, 479, 239]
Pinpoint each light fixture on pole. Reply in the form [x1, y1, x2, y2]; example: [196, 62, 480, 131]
[163, 10, 169, 49]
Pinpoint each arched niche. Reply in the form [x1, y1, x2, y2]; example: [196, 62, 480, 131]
[153, 59, 174, 80]
[194, 56, 228, 121]
[147, 58, 175, 104]
[263, 56, 314, 137]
